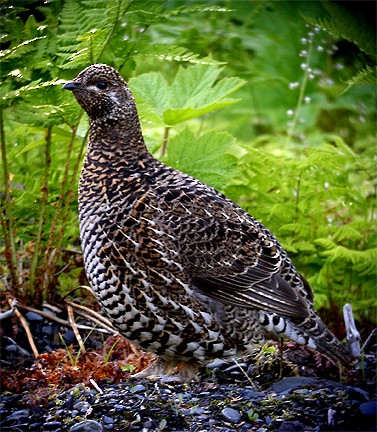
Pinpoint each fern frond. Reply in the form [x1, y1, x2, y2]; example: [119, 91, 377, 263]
[0, 36, 47, 60]
[316, 238, 377, 266]
[304, 1, 376, 57]
[330, 223, 363, 243]
[345, 65, 377, 87]
[136, 44, 223, 66]
[163, 4, 232, 17]
[57, 0, 111, 68]
[2, 79, 66, 101]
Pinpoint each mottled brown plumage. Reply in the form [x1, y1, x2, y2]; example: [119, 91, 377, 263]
[63, 64, 355, 380]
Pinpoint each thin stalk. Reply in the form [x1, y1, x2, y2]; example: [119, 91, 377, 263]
[285, 35, 314, 144]
[29, 126, 52, 303]
[58, 127, 90, 249]
[96, 0, 128, 62]
[70, 127, 90, 192]
[293, 171, 302, 225]
[0, 109, 19, 291]
[161, 126, 170, 157]
[41, 117, 82, 294]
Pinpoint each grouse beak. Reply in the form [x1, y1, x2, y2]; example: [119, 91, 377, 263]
[62, 82, 78, 91]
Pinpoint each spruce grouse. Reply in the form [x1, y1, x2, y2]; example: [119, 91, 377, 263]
[63, 64, 355, 380]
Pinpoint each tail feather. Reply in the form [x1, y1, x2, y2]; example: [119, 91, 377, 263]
[260, 311, 357, 367]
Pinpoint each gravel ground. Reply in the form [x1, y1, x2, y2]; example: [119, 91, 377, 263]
[1, 374, 376, 431]
[1, 310, 376, 431]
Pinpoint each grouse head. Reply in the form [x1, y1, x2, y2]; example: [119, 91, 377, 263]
[63, 64, 136, 125]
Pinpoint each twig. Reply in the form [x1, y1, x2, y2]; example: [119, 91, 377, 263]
[65, 300, 114, 328]
[42, 302, 63, 314]
[8, 299, 39, 358]
[233, 358, 257, 390]
[67, 305, 86, 355]
[89, 378, 103, 394]
[73, 310, 117, 335]
[15, 302, 110, 334]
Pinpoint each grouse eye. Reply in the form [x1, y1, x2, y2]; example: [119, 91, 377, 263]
[96, 81, 108, 90]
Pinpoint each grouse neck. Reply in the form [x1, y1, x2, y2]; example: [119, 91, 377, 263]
[88, 119, 151, 165]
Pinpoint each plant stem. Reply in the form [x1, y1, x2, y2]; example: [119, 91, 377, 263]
[29, 126, 52, 304]
[97, 0, 126, 62]
[294, 171, 302, 225]
[0, 109, 19, 292]
[286, 35, 314, 144]
[161, 126, 170, 157]
[42, 117, 81, 295]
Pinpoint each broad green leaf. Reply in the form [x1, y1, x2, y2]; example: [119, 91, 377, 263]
[130, 64, 245, 126]
[130, 72, 171, 120]
[163, 99, 240, 125]
[164, 128, 237, 190]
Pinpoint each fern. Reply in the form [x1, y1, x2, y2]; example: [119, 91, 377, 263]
[345, 65, 377, 87]
[304, 1, 376, 91]
[304, 1, 376, 58]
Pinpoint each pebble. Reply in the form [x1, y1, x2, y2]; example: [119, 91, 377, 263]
[268, 376, 324, 393]
[5, 408, 29, 421]
[131, 384, 146, 393]
[25, 311, 43, 322]
[30, 422, 44, 430]
[278, 420, 305, 431]
[359, 401, 377, 416]
[4, 343, 30, 357]
[63, 330, 76, 343]
[42, 325, 53, 336]
[103, 416, 114, 424]
[221, 407, 241, 423]
[345, 386, 369, 401]
[73, 400, 91, 413]
[69, 420, 103, 431]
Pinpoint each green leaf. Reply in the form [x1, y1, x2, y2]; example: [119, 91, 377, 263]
[345, 65, 377, 87]
[164, 128, 237, 190]
[130, 64, 245, 126]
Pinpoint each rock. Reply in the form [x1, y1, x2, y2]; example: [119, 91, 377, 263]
[72, 400, 91, 414]
[42, 325, 53, 336]
[268, 376, 321, 393]
[221, 407, 241, 423]
[278, 420, 306, 431]
[204, 358, 230, 370]
[25, 311, 43, 322]
[5, 408, 29, 421]
[30, 422, 44, 431]
[69, 420, 103, 431]
[345, 386, 369, 402]
[102, 416, 114, 424]
[359, 401, 377, 416]
[4, 343, 30, 357]
[63, 330, 76, 343]
[131, 384, 146, 393]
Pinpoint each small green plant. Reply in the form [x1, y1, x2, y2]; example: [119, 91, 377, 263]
[121, 364, 136, 373]
[103, 336, 121, 363]
[247, 408, 259, 421]
[58, 333, 77, 366]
